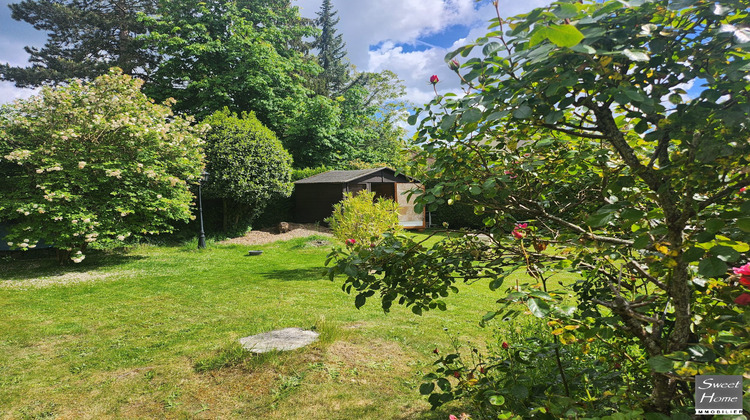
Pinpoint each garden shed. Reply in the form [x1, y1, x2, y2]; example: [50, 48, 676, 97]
[294, 167, 425, 229]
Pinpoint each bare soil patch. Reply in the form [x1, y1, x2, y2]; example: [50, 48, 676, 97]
[220, 223, 332, 246]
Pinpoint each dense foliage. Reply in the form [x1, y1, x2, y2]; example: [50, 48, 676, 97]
[140, 0, 316, 128]
[1, 0, 159, 86]
[202, 108, 292, 232]
[4, 0, 409, 171]
[329, 0, 750, 415]
[0, 69, 204, 262]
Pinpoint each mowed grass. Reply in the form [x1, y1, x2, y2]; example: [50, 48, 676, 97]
[0, 233, 577, 419]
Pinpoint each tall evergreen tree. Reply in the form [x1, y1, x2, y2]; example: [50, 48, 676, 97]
[0, 0, 159, 87]
[311, 0, 348, 97]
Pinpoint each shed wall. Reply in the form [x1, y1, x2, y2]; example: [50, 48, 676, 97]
[294, 184, 343, 223]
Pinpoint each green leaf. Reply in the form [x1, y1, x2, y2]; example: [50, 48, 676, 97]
[647, 355, 673, 373]
[545, 24, 585, 48]
[633, 235, 650, 249]
[553, 3, 579, 19]
[544, 110, 564, 124]
[489, 394, 505, 406]
[512, 105, 532, 119]
[587, 210, 615, 227]
[622, 49, 650, 61]
[705, 218, 725, 233]
[489, 276, 505, 291]
[709, 245, 740, 263]
[440, 114, 458, 131]
[681, 247, 705, 263]
[527, 298, 551, 318]
[528, 27, 549, 47]
[620, 208, 645, 222]
[510, 384, 529, 399]
[482, 42, 502, 56]
[354, 293, 367, 309]
[570, 43, 596, 54]
[737, 217, 750, 232]
[698, 257, 728, 278]
[461, 108, 482, 124]
[407, 114, 418, 125]
[419, 382, 435, 395]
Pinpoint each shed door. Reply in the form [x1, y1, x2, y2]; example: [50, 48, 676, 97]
[395, 183, 425, 228]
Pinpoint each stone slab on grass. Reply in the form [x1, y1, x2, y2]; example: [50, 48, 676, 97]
[239, 327, 319, 353]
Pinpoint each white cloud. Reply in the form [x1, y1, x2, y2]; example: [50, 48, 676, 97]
[294, 0, 554, 110]
[0, 81, 38, 103]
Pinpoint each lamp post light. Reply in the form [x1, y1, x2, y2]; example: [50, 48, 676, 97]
[198, 170, 209, 249]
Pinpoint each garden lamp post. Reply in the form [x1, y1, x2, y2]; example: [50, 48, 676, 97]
[198, 171, 209, 249]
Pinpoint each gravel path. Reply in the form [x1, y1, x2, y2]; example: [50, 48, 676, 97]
[219, 223, 333, 246]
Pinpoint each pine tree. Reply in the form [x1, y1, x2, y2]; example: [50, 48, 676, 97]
[312, 0, 349, 97]
[0, 0, 159, 87]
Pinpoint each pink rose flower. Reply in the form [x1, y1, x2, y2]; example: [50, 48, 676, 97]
[732, 262, 750, 276]
[345, 238, 356, 246]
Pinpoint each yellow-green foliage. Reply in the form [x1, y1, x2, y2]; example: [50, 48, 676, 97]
[326, 191, 402, 246]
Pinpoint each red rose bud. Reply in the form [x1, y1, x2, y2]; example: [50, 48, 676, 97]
[735, 293, 750, 305]
[502, 342, 509, 349]
[449, 59, 460, 71]
[614, 362, 621, 369]
[430, 75, 439, 84]
[433, 348, 439, 354]
[453, 371, 461, 378]
[479, 366, 486, 374]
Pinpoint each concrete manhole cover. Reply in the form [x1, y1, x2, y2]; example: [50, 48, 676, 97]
[239, 327, 319, 353]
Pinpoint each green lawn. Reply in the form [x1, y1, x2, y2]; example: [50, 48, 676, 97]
[0, 233, 573, 419]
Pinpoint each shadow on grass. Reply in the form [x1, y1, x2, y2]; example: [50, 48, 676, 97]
[0, 249, 145, 281]
[259, 267, 327, 282]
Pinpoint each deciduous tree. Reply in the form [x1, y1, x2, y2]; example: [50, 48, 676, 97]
[0, 69, 204, 263]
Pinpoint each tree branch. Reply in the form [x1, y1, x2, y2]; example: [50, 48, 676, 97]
[514, 198, 634, 245]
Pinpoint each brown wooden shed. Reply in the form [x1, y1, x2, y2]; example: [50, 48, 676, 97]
[294, 167, 425, 228]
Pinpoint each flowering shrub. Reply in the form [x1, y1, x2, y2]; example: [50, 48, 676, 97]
[0, 69, 205, 262]
[325, 190, 402, 247]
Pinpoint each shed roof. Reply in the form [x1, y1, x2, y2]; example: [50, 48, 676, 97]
[295, 167, 393, 184]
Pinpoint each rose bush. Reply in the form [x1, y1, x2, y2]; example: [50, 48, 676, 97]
[328, 0, 750, 416]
